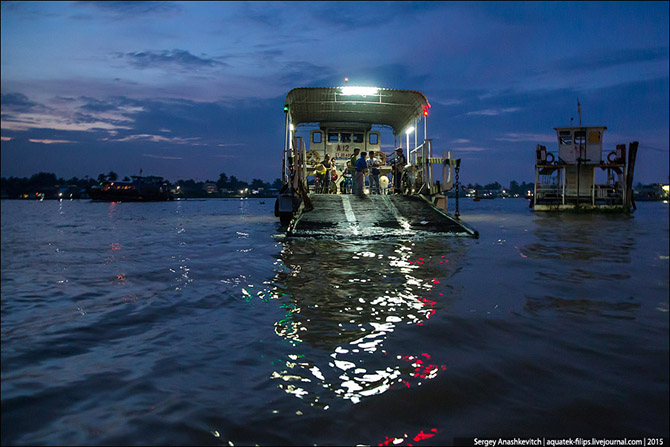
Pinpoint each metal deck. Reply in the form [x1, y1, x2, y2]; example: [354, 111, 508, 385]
[287, 194, 478, 238]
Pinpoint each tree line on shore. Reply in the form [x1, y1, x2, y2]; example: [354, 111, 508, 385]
[0, 171, 284, 199]
[1, 171, 539, 199]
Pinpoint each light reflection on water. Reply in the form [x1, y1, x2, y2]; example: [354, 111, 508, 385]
[270, 237, 469, 405]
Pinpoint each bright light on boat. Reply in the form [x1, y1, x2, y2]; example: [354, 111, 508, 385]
[340, 86, 379, 96]
[405, 126, 415, 135]
[289, 124, 295, 131]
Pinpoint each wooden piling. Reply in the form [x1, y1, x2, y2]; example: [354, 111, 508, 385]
[624, 141, 638, 211]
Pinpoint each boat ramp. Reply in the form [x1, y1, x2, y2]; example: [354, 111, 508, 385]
[288, 194, 478, 238]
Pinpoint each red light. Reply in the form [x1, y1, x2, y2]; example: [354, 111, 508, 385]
[423, 106, 429, 116]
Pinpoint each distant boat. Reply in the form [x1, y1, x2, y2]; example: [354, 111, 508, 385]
[634, 184, 668, 201]
[88, 176, 174, 202]
[532, 121, 637, 212]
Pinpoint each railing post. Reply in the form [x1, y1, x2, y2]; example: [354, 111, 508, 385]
[423, 140, 429, 193]
[283, 112, 289, 185]
[624, 141, 638, 211]
[592, 183, 595, 206]
[561, 167, 565, 205]
[428, 140, 433, 192]
[443, 151, 453, 191]
[534, 167, 538, 206]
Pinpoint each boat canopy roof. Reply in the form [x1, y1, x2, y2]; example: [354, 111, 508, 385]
[285, 87, 430, 135]
[553, 126, 607, 131]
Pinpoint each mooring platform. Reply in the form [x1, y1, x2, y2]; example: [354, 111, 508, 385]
[287, 194, 478, 238]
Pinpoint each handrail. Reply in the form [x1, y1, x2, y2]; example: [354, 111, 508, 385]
[537, 147, 627, 166]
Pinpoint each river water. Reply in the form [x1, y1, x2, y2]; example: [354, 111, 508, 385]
[1, 198, 668, 446]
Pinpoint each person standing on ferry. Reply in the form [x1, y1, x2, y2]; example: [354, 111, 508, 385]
[392, 147, 407, 194]
[322, 154, 331, 194]
[329, 158, 338, 193]
[367, 151, 380, 194]
[349, 148, 360, 194]
[354, 151, 368, 197]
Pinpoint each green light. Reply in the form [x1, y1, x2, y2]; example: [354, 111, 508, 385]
[283, 105, 289, 113]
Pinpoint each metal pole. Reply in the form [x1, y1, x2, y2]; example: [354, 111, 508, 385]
[534, 167, 538, 207]
[454, 160, 460, 218]
[562, 167, 565, 205]
[406, 132, 410, 163]
[414, 119, 417, 152]
[283, 111, 289, 184]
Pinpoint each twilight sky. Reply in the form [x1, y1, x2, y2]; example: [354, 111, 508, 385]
[1, 1, 668, 185]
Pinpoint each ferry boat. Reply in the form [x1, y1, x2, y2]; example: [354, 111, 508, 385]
[88, 176, 174, 202]
[532, 121, 638, 212]
[274, 86, 478, 238]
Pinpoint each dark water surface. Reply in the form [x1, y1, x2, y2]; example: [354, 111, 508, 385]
[2, 198, 668, 446]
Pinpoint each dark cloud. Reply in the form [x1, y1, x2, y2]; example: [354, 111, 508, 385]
[306, 1, 433, 29]
[341, 64, 432, 91]
[255, 49, 284, 63]
[560, 46, 669, 73]
[115, 49, 228, 70]
[0, 1, 62, 20]
[234, 3, 281, 27]
[76, 1, 180, 17]
[78, 96, 123, 113]
[1, 93, 46, 113]
[274, 62, 334, 89]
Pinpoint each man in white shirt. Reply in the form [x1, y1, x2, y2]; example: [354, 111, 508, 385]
[366, 151, 380, 194]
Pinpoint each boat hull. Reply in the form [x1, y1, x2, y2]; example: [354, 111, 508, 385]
[88, 177, 174, 202]
[88, 190, 173, 202]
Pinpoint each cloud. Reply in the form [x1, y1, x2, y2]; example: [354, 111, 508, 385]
[496, 133, 557, 143]
[1, 94, 140, 133]
[2, 112, 132, 132]
[28, 139, 75, 144]
[1, 93, 46, 113]
[451, 138, 470, 144]
[75, 1, 180, 18]
[560, 46, 669, 73]
[272, 61, 334, 89]
[1, 93, 152, 139]
[1, 136, 13, 141]
[234, 2, 286, 27]
[115, 49, 227, 70]
[142, 154, 183, 160]
[78, 96, 127, 113]
[452, 146, 489, 152]
[466, 107, 521, 116]
[431, 98, 463, 107]
[111, 134, 204, 145]
[305, 2, 429, 29]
